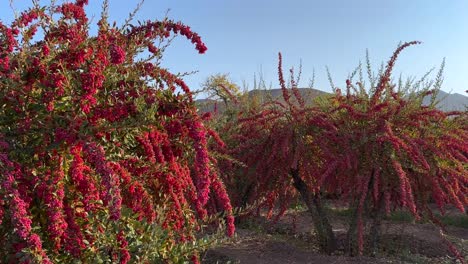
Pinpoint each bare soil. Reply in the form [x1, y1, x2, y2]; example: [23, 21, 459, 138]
[202, 207, 467, 264]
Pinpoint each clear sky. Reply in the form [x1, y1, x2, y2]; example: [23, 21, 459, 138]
[2, 0, 468, 96]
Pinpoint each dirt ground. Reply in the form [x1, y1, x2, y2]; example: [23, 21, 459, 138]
[202, 208, 468, 264]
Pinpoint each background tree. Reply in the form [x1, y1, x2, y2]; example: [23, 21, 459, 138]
[215, 42, 466, 261]
[317, 42, 467, 259]
[200, 73, 241, 107]
[216, 55, 339, 253]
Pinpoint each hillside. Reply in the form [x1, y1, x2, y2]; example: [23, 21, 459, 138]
[247, 88, 328, 102]
[196, 88, 468, 113]
[195, 88, 327, 113]
[422, 90, 468, 111]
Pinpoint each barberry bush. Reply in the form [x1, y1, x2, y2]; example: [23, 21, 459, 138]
[0, 1, 233, 263]
[320, 41, 467, 259]
[215, 42, 466, 260]
[214, 55, 339, 253]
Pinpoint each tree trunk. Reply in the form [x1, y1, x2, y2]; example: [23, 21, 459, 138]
[240, 182, 254, 208]
[369, 196, 384, 256]
[345, 169, 380, 256]
[290, 168, 337, 254]
[345, 201, 359, 256]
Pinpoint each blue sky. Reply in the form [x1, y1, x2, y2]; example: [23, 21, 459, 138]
[2, 0, 468, 96]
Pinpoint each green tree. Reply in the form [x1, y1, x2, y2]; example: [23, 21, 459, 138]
[201, 73, 241, 107]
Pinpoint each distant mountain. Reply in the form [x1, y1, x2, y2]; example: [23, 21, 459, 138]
[422, 90, 468, 112]
[248, 88, 328, 103]
[195, 98, 219, 113]
[195, 88, 327, 113]
[196, 88, 468, 113]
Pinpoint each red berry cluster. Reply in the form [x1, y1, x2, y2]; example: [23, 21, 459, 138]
[0, 1, 233, 263]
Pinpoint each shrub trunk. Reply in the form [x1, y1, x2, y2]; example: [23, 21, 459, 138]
[290, 168, 337, 254]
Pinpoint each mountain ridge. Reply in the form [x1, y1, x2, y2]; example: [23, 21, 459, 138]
[196, 88, 468, 112]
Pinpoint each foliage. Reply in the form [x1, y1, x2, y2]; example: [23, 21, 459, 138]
[213, 54, 339, 253]
[200, 73, 241, 107]
[320, 41, 466, 259]
[214, 41, 467, 260]
[0, 1, 233, 263]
